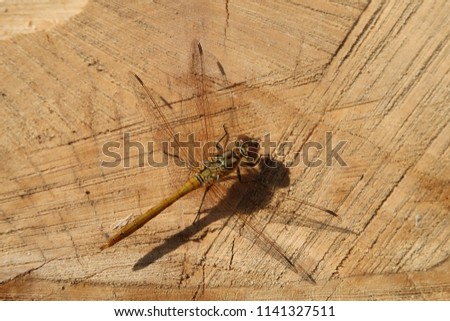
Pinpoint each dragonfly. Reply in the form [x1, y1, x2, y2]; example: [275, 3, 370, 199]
[99, 89, 261, 249]
[100, 41, 337, 283]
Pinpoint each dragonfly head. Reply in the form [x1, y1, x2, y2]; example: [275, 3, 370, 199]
[237, 134, 261, 167]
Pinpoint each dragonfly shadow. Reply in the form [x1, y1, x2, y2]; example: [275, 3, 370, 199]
[132, 157, 289, 271]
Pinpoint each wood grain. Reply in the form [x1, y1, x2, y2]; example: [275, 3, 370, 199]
[0, 0, 448, 300]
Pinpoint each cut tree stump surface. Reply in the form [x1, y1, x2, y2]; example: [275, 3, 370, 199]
[0, 0, 449, 300]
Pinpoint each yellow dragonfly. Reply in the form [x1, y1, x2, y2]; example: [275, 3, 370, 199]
[100, 73, 261, 249]
[100, 42, 337, 283]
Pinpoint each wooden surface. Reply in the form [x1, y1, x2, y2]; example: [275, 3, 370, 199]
[1, 0, 449, 300]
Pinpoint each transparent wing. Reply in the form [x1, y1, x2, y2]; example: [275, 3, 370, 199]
[129, 71, 191, 167]
[204, 177, 317, 283]
[129, 41, 239, 204]
[185, 41, 239, 157]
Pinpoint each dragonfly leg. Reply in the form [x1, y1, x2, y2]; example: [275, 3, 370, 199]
[193, 185, 212, 224]
[216, 124, 229, 152]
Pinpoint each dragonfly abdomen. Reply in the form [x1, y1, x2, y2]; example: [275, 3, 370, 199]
[100, 176, 202, 250]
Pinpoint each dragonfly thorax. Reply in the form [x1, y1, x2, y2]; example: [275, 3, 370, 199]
[196, 136, 260, 186]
